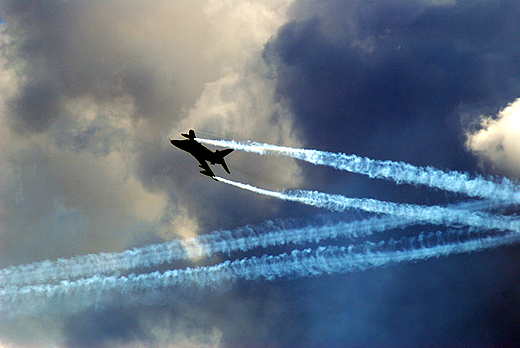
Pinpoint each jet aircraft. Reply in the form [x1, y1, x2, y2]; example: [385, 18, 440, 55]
[170, 130, 233, 179]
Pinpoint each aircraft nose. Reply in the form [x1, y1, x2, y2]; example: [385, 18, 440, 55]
[170, 139, 184, 149]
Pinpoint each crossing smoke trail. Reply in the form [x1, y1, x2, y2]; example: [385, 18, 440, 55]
[215, 177, 520, 233]
[0, 142, 517, 320]
[2, 231, 519, 317]
[2, 179, 505, 288]
[0, 198, 499, 288]
[1, 174, 516, 316]
[198, 138, 520, 204]
[0, 215, 415, 288]
[3, 141, 519, 317]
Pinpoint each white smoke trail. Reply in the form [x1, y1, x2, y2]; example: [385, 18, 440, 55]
[215, 177, 520, 233]
[2, 231, 519, 317]
[0, 188, 501, 288]
[2, 143, 517, 317]
[0, 215, 414, 288]
[198, 138, 520, 204]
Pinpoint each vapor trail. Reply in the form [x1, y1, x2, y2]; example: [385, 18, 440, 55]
[216, 177, 520, 233]
[0, 216, 414, 288]
[2, 195, 497, 288]
[3, 231, 519, 316]
[198, 138, 520, 204]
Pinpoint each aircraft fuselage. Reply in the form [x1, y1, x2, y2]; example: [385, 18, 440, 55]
[169, 130, 233, 178]
[170, 139, 220, 164]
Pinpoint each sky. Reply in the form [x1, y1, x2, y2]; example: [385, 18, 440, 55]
[0, 0, 520, 347]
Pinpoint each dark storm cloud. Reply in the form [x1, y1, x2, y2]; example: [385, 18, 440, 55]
[265, 0, 520, 174]
[9, 82, 62, 132]
[3, 0, 303, 243]
[63, 308, 146, 348]
[258, 0, 520, 346]
[2, 1, 82, 132]
[2, 0, 138, 132]
[1, 0, 215, 135]
[0, 0, 215, 261]
[1, 0, 308, 262]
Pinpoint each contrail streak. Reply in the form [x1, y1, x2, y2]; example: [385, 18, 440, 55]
[2, 141, 516, 318]
[0, 215, 414, 288]
[215, 177, 520, 233]
[198, 138, 520, 204]
[3, 231, 519, 316]
[0, 196, 496, 288]
[2, 196, 497, 288]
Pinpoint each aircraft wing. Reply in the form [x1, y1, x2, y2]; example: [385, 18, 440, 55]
[195, 156, 215, 178]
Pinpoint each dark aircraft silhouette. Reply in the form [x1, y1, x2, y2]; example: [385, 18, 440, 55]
[170, 130, 233, 179]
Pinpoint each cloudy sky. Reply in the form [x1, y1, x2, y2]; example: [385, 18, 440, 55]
[1, 0, 520, 347]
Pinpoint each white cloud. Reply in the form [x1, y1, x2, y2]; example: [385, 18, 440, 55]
[174, 0, 302, 190]
[466, 98, 520, 177]
[204, 0, 292, 64]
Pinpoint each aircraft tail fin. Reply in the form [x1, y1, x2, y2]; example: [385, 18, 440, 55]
[181, 129, 196, 140]
[219, 149, 234, 157]
[216, 149, 233, 174]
